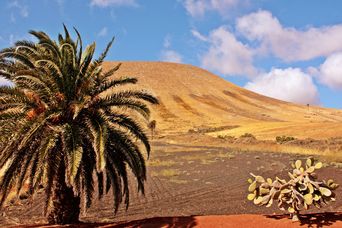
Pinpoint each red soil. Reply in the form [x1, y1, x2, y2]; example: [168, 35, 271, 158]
[4, 136, 342, 227]
[110, 213, 342, 228]
[16, 213, 342, 228]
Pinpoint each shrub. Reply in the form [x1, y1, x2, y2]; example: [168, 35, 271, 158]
[148, 120, 157, 139]
[276, 135, 296, 144]
[247, 158, 339, 221]
[188, 125, 239, 134]
[240, 133, 256, 139]
[217, 135, 235, 140]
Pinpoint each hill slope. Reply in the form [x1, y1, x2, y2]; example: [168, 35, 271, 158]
[103, 61, 342, 139]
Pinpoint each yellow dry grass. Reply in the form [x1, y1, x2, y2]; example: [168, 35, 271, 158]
[151, 169, 181, 177]
[221, 142, 342, 162]
[147, 159, 177, 167]
[103, 61, 342, 140]
[210, 121, 342, 140]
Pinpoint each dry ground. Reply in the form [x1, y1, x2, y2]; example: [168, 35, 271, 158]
[1, 133, 342, 227]
[2, 62, 342, 227]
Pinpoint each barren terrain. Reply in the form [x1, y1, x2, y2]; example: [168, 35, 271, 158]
[1, 135, 342, 227]
[1, 62, 342, 227]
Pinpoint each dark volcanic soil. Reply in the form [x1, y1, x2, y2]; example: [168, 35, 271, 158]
[1, 134, 342, 227]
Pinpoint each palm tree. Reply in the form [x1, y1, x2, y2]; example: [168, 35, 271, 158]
[0, 26, 158, 224]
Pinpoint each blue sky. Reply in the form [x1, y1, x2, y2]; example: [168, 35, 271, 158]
[1, 0, 342, 108]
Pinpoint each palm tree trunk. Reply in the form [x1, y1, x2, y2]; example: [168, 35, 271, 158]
[47, 160, 80, 224]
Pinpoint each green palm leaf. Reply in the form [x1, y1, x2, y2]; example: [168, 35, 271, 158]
[0, 25, 158, 224]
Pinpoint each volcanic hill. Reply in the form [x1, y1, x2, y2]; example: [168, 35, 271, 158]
[103, 61, 342, 140]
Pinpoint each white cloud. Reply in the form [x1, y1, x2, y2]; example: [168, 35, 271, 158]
[245, 68, 319, 105]
[55, 0, 65, 14]
[163, 35, 171, 48]
[98, 27, 108, 37]
[236, 10, 342, 62]
[7, 33, 34, 46]
[8, 0, 29, 18]
[183, 0, 206, 17]
[0, 77, 13, 87]
[160, 35, 183, 63]
[196, 27, 256, 77]
[318, 52, 342, 90]
[9, 34, 15, 45]
[191, 29, 208, 42]
[90, 0, 137, 7]
[161, 50, 183, 63]
[306, 66, 320, 78]
[183, 0, 240, 17]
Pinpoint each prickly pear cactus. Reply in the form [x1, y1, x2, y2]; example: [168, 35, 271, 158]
[247, 158, 339, 221]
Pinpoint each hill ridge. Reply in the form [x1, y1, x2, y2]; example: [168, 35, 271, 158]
[103, 61, 342, 139]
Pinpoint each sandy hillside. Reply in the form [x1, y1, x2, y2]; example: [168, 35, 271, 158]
[103, 61, 342, 139]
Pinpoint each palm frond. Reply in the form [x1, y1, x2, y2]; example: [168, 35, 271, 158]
[106, 111, 151, 155]
[62, 124, 83, 186]
[97, 37, 114, 64]
[94, 77, 137, 95]
[84, 114, 108, 172]
[0, 25, 158, 220]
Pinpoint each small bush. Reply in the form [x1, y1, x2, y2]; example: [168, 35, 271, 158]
[276, 135, 296, 144]
[240, 133, 256, 139]
[217, 135, 235, 140]
[188, 129, 196, 133]
[188, 125, 239, 134]
[247, 158, 339, 221]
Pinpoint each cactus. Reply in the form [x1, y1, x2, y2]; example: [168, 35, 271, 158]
[247, 158, 339, 221]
